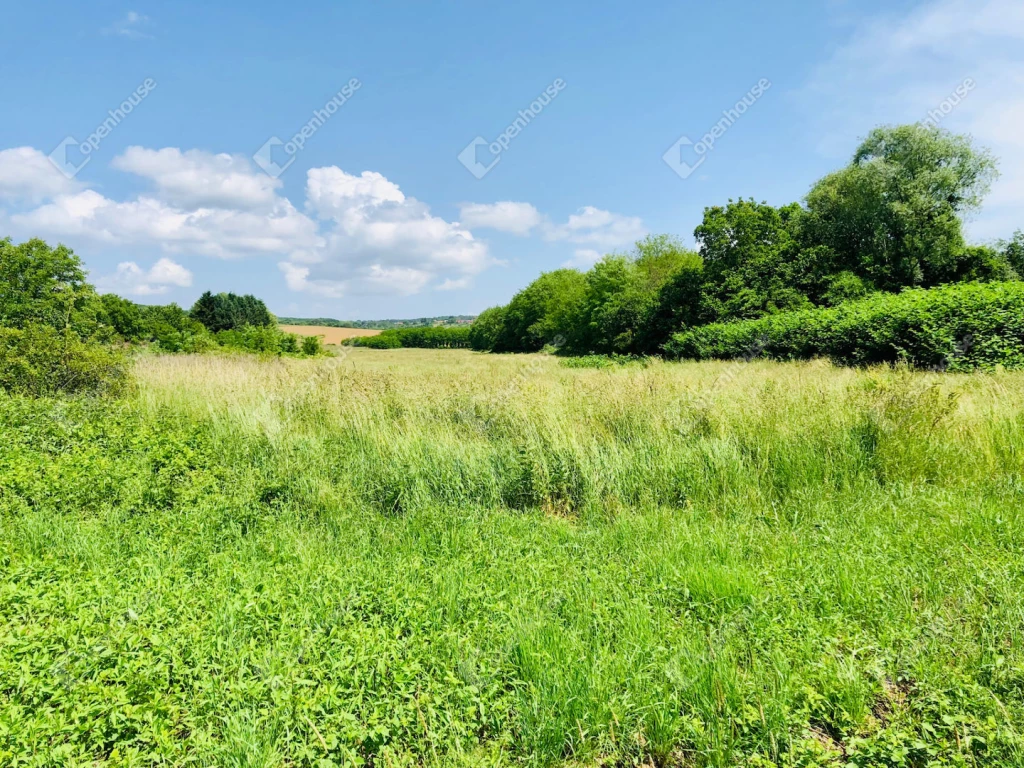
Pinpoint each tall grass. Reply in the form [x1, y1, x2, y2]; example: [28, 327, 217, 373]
[1, 349, 1023, 766]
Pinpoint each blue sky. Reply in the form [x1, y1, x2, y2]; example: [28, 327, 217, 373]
[1, 0, 1022, 319]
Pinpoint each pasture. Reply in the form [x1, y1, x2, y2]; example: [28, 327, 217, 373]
[1, 349, 1023, 766]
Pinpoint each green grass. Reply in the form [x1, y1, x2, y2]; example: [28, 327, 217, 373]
[2, 349, 1023, 766]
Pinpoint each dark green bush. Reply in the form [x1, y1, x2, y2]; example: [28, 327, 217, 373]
[0, 324, 131, 396]
[666, 281, 1024, 371]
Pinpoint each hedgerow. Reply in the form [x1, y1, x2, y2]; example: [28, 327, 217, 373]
[666, 281, 1024, 371]
[346, 326, 472, 349]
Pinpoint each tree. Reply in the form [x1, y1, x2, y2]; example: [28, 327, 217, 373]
[633, 234, 698, 292]
[497, 269, 586, 352]
[189, 291, 219, 330]
[1001, 230, 1024, 277]
[564, 255, 647, 354]
[636, 257, 704, 354]
[100, 294, 145, 340]
[804, 124, 1000, 290]
[0, 238, 100, 332]
[190, 292, 274, 332]
[468, 306, 508, 351]
[695, 200, 815, 322]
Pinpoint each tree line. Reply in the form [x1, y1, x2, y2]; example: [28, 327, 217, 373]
[468, 124, 1024, 357]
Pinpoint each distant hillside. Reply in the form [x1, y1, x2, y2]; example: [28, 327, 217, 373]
[278, 315, 476, 330]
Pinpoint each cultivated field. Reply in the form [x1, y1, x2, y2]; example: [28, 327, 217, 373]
[280, 324, 382, 345]
[2, 349, 1023, 766]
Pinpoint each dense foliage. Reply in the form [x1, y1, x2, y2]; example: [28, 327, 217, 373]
[0, 324, 131, 396]
[346, 326, 472, 349]
[666, 281, 1024, 371]
[0, 238, 129, 394]
[469, 125, 1020, 362]
[190, 290, 274, 332]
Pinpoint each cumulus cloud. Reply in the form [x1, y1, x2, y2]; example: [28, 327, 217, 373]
[0, 147, 83, 203]
[458, 201, 543, 235]
[0, 143, 646, 299]
[9, 189, 321, 259]
[799, 0, 1024, 239]
[282, 167, 493, 296]
[112, 147, 282, 211]
[544, 206, 647, 249]
[95, 257, 192, 296]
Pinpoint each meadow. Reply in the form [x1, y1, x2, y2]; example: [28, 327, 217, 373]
[2, 348, 1023, 767]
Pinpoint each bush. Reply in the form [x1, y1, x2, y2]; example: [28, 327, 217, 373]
[300, 334, 324, 356]
[666, 281, 1024, 371]
[0, 324, 131, 396]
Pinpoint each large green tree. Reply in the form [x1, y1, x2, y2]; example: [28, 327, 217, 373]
[0, 238, 101, 332]
[496, 269, 586, 352]
[804, 125, 1001, 290]
[695, 200, 816, 323]
[190, 291, 274, 332]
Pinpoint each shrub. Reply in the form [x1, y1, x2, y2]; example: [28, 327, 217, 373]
[666, 281, 1024, 371]
[300, 334, 324, 356]
[0, 323, 131, 396]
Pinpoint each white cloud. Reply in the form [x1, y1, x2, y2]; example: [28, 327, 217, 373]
[437, 277, 471, 291]
[458, 201, 543, 235]
[281, 166, 493, 297]
[9, 189, 321, 259]
[112, 147, 281, 211]
[2, 154, 488, 296]
[545, 206, 647, 249]
[456, 201, 646, 264]
[103, 11, 153, 39]
[799, 0, 1024, 240]
[1, 145, 646, 298]
[278, 262, 345, 298]
[562, 248, 603, 269]
[0, 147, 82, 202]
[95, 257, 192, 296]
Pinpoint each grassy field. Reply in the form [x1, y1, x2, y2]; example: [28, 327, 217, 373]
[280, 325, 382, 345]
[2, 349, 1023, 766]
